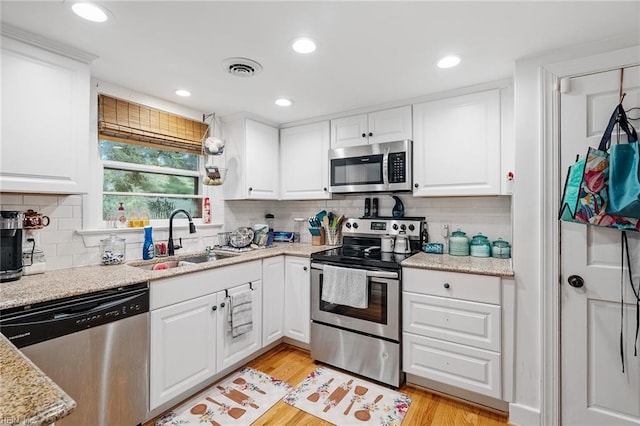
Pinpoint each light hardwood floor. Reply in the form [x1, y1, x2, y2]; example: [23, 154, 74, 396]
[147, 344, 510, 425]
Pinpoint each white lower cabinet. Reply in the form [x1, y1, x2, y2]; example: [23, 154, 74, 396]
[216, 281, 262, 371]
[402, 267, 505, 401]
[150, 293, 218, 409]
[149, 261, 262, 411]
[262, 256, 285, 346]
[283, 256, 311, 344]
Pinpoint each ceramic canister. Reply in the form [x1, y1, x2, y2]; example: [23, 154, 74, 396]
[381, 234, 395, 252]
[448, 229, 470, 256]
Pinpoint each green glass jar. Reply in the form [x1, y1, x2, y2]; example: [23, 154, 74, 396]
[491, 238, 511, 259]
[448, 229, 470, 256]
[470, 233, 491, 257]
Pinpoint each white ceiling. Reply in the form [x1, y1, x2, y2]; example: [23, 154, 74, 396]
[2, 1, 639, 125]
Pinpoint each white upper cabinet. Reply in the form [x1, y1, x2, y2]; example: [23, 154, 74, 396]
[1, 36, 92, 194]
[330, 105, 412, 148]
[412, 89, 505, 196]
[223, 117, 279, 200]
[280, 121, 331, 200]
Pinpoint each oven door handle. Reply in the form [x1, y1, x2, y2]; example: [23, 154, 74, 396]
[310, 263, 399, 279]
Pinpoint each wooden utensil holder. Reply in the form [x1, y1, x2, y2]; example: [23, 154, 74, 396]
[312, 228, 326, 246]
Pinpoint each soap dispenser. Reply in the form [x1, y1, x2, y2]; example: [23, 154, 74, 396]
[391, 195, 405, 218]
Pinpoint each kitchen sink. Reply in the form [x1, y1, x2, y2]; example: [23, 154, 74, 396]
[133, 252, 239, 271]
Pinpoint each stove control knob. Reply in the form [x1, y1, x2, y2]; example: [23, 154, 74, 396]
[400, 224, 406, 231]
[352, 222, 359, 229]
[408, 224, 415, 231]
[392, 224, 399, 230]
[346, 222, 352, 229]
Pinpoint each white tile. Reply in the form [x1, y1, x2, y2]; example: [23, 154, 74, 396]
[0, 194, 23, 205]
[47, 255, 73, 271]
[23, 195, 59, 206]
[39, 230, 74, 245]
[57, 218, 82, 231]
[41, 205, 74, 219]
[57, 195, 83, 206]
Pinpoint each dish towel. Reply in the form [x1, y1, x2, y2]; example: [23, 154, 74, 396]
[321, 265, 368, 309]
[227, 288, 253, 338]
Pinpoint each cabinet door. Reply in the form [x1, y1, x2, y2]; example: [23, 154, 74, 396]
[367, 105, 412, 144]
[245, 119, 279, 199]
[280, 122, 331, 200]
[1, 37, 90, 194]
[330, 114, 368, 148]
[216, 281, 263, 371]
[150, 293, 217, 409]
[262, 256, 285, 346]
[284, 256, 311, 343]
[412, 90, 501, 196]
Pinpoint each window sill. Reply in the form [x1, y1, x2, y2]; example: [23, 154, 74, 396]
[76, 223, 223, 247]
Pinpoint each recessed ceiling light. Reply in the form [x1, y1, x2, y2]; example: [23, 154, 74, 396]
[437, 55, 461, 69]
[175, 89, 191, 97]
[275, 98, 294, 107]
[292, 37, 316, 54]
[72, 2, 108, 23]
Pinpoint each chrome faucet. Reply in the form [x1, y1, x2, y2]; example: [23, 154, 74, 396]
[168, 209, 196, 256]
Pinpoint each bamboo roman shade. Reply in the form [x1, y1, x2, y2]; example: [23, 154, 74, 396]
[98, 94, 208, 155]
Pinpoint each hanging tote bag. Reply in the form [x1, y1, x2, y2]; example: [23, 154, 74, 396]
[559, 103, 640, 232]
[607, 106, 640, 218]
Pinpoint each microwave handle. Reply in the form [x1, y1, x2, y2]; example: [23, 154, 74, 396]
[382, 146, 390, 189]
[311, 263, 399, 280]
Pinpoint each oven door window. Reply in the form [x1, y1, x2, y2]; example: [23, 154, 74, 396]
[319, 276, 387, 324]
[330, 155, 384, 187]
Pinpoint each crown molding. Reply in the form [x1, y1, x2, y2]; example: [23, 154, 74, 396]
[1, 23, 98, 64]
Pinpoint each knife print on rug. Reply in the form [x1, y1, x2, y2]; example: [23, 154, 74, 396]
[284, 367, 412, 425]
[156, 367, 292, 425]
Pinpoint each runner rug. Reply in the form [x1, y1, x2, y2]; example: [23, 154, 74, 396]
[156, 367, 292, 426]
[284, 367, 412, 425]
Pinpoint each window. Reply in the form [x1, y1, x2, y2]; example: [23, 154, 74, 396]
[100, 139, 202, 221]
[98, 94, 208, 222]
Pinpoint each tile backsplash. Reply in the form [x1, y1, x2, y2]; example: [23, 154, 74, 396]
[1, 192, 511, 271]
[225, 194, 512, 247]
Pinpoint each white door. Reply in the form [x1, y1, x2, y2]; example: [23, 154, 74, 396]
[262, 256, 285, 345]
[280, 121, 331, 200]
[284, 256, 311, 343]
[245, 119, 279, 199]
[561, 65, 640, 425]
[216, 282, 262, 371]
[149, 293, 217, 410]
[367, 105, 412, 145]
[330, 113, 368, 148]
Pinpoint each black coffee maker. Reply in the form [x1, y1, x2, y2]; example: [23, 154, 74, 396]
[1, 211, 23, 282]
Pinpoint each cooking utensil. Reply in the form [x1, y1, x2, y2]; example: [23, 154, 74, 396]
[307, 377, 334, 402]
[216, 385, 259, 409]
[343, 385, 369, 415]
[323, 379, 353, 412]
[206, 397, 246, 419]
[354, 394, 383, 421]
[233, 377, 266, 394]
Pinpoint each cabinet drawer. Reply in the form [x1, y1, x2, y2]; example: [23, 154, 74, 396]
[403, 268, 501, 304]
[403, 292, 501, 351]
[403, 332, 501, 399]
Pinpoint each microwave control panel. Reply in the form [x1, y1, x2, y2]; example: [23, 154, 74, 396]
[388, 152, 406, 183]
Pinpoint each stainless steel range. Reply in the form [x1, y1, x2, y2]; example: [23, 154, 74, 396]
[310, 216, 424, 388]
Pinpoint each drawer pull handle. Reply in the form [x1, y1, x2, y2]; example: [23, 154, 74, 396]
[212, 305, 217, 311]
[443, 283, 450, 289]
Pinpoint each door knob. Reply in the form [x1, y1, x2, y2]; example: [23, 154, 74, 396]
[568, 275, 584, 288]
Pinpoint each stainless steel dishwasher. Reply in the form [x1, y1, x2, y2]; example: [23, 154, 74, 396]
[0, 283, 149, 426]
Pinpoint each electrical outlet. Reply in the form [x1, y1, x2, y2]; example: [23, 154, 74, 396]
[440, 224, 450, 239]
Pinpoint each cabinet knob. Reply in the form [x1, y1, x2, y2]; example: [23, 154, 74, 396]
[323, 187, 327, 191]
[368, 132, 373, 137]
[303, 266, 308, 271]
[443, 283, 450, 289]
[220, 302, 226, 308]
[361, 133, 367, 138]
[414, 183, 419, 188]
[248, 187, 253, 192]
[212, 305, 217, 311]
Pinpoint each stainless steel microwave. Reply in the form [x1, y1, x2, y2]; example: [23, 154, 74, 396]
[329, 139, 412, 193]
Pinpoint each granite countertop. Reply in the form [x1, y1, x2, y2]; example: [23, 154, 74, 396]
[401, 252, 514, 277]
[0, 334, 76, 426]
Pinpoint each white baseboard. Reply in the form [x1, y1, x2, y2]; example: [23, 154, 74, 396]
[508, 403, 541, 426]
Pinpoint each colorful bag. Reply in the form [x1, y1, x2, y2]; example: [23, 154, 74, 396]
[559, 104, 640, 232]
[607, 107, 640, 218]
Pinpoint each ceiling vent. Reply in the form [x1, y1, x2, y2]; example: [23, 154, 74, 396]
[222, 57, 263, 77]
